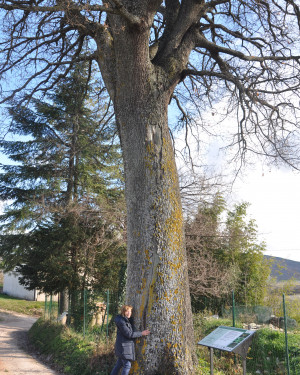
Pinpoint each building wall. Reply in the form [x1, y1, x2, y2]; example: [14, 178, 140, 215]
[3, 270, 57, 301]
[0, 270, 3, 291]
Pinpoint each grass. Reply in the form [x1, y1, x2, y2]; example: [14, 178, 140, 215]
[248, 328, 300, 374]
[2, 293, 300, 374]
[27, 314, 249, 375]
[28, 318, 115, 375]
[0, 292, 47, 316]
[33, 314, 300, 375]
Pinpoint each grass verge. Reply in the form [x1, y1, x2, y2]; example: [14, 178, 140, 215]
[0, 292, 46, 316]
[29, 319, 115, 375]
[247, 328, 300, 374]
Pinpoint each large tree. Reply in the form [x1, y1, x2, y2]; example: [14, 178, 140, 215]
[0, 62, 125, 307]
[0, 1, 300, 373]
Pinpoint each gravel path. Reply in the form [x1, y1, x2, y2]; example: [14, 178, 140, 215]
[0, 310, 61, 375]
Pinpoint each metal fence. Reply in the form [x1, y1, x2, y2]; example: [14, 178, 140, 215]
[44, 289, 120, 339]
[220, 292, 300, 375]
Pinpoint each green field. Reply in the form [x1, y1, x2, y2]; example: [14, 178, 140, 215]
[0, 292, 45, 316]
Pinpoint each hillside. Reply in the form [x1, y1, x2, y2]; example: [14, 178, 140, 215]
[265, 255, 300, 281]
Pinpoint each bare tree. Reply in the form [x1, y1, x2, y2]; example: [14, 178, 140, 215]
[186, 235, 232, 301]
[0, 1, 300, 373]
[185, 194, 231, 301]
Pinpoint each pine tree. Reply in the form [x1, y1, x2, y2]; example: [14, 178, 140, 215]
[0, 62, 126, 304]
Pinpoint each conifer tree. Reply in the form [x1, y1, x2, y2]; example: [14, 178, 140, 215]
[0, 62, 125, 306]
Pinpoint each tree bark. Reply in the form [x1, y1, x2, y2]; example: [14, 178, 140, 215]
[98, 19, 195, 373]
[119, 98, 194, 373]
[1, 1, 300, 372]
[59, 290, 69, 315]
[118, 96, 194, 373]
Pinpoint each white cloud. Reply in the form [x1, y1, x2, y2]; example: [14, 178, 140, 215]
[232, 167, 300, 262]
[173, 104, 300, 263]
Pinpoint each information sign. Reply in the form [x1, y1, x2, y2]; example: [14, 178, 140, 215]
[198, 326, 255, 354]
[198, 326, 256, 375]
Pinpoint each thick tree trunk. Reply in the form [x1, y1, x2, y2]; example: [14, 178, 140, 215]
[115, 83, 194, 375]
[96, 14, 195, 374]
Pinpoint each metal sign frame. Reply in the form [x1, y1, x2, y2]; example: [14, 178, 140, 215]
[198, 326, 256, 375]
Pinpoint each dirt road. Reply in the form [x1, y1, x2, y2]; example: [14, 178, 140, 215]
[0, 310, 61, 375]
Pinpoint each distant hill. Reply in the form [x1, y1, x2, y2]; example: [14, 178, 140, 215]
[265, 255, 300, 281]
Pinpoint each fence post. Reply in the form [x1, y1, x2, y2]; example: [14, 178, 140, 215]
[49, 294, 53, 318]
[232, 290, 237, 365]
[232, 290, 236, 327]
[67, 293, 71, 326]
[44, 294, 47, 319]
[57, 293, 60, 321]
[106, 289, 110, 337]
[283, 294, 290, 375]
[83, 289, 87, 338]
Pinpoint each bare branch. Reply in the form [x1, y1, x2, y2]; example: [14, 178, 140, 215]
[0, 1, 116, 14]
[194, 31, 300, 63]
[0, 0, 300, 171]
[108, 0, 143, 27]
[0, 0, 143, 27]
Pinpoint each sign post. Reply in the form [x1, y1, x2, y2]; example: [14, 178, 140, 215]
[198, 326, 256, 375]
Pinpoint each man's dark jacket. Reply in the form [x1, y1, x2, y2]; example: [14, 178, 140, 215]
[114, 315, 143, 361]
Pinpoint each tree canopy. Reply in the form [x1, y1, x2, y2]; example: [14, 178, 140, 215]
[0, 1, 299, 167]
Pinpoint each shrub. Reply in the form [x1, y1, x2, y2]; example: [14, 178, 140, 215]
[29, 319, 115, 375]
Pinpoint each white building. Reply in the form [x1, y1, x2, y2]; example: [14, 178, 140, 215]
[3, 270, 57, 301]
